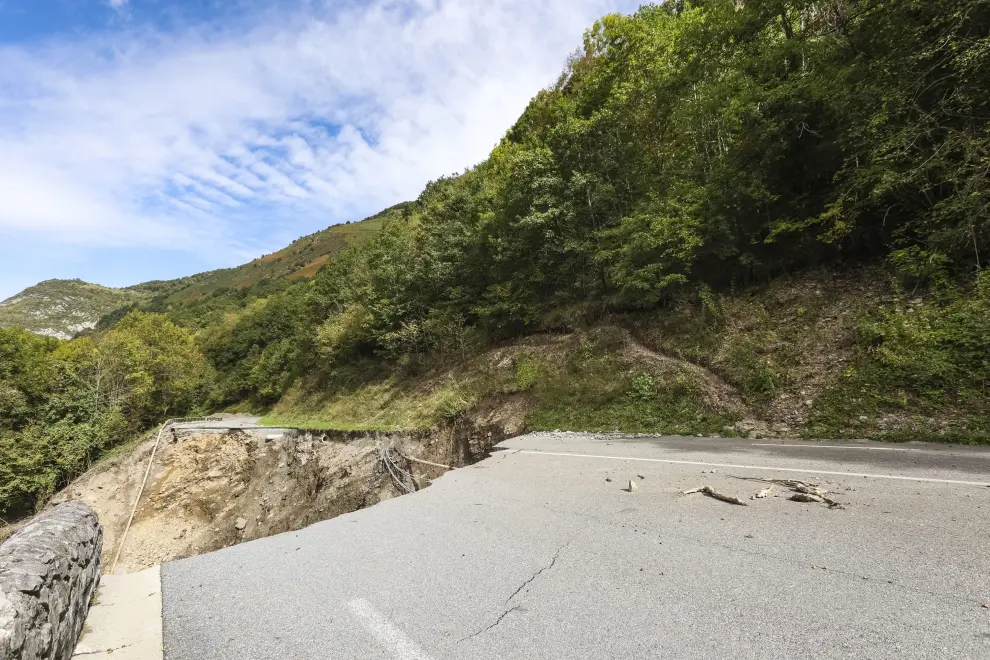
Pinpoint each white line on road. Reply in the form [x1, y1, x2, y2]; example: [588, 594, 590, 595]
[516, 450, 990, 487]
[751, 443, 912, 452]
[751, 443, 990, 458]
[347, 599, 435, 660]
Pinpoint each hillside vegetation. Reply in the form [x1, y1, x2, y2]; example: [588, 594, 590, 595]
[156, 204, 398, 305]
[0, 208, 396, 343]
[2, 0, 990, 516]
[92, 205, 403, 333]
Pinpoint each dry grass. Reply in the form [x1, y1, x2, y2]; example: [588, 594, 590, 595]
[289, 255, 332, 280]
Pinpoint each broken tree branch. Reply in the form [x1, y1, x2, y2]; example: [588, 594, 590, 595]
[683, 485, 748, 506]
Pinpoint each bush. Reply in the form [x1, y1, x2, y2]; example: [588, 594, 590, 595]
[514, 354, 543, 391]
[810, 273, 990, 440]
[861, 274, 990, 402]
[629, 372, 658, 402]
[315, 305, 373, 364]
[887, 247, 950, 290]
[719, 334, 785, 405]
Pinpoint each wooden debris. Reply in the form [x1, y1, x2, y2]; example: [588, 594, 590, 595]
[794, 484, 827, 498]
[752, 485, 774, 500]
[683, 485, 748, 506]
[731, 476, 844, 509]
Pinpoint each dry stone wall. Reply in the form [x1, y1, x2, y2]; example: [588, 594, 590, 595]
[0, 502, 103, 660]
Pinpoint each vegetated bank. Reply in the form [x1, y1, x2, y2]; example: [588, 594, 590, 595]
[2, 0, 990, 520]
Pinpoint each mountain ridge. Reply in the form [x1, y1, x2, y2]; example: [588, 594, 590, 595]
[0, 204, 408, 340]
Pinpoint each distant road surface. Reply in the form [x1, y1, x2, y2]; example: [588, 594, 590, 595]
[162, 432, 990, 659]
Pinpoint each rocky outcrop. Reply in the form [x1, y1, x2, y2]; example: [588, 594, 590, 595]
[0, 502, 103, 660]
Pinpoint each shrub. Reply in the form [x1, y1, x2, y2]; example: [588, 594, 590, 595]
[315, 305, 372, 364]
[514, 354, 543, 391]
[629, 372, 658, 402]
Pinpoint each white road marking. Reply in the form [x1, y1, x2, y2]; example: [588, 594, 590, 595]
[516, 450, 990, 487]
[347, 599, 435, 660]
[751, 443, 990, 458]
[751, 443, 912, 452]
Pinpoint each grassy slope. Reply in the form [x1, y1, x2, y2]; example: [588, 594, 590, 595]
[263, 269, 989, 443]
[263, 328, 742, 436]
[162, 204, 407, 304]
[0, 280, 147, 339]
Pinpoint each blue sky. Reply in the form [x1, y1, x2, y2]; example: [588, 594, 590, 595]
[0, 0, 639, 300]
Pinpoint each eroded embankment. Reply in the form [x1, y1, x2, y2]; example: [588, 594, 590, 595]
[50, 421, 508, 573]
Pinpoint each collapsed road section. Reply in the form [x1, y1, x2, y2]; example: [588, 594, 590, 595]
[51, 416, 509, 573]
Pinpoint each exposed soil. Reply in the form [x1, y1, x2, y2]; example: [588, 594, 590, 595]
[51, 418, 512, 574]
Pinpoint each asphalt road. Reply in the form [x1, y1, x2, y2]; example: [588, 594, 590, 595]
[169, 416, 292, 440]
[162, 433, 990, 659]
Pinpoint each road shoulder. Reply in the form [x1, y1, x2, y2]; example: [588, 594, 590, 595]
[73, 565, 163, 660]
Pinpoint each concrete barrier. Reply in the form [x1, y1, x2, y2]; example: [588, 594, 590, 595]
[0, 502, 103, 660]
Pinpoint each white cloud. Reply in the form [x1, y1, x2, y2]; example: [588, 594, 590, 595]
[0, 0, 638, 265]
[108, 0, 129, 8]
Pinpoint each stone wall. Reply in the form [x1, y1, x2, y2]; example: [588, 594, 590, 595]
[0, 502, 103, 660]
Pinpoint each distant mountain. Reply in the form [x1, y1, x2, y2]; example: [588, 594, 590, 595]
[0, 279, 147, 340]
[0, 204, 406, 339]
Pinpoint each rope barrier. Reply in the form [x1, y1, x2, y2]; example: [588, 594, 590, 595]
[109, 416, 222, 573]
[393, 450, 455, 471]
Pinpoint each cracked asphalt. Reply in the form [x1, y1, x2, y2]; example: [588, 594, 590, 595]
[162, 432, 990, 659]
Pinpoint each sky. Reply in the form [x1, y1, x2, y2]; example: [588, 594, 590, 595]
[0, 0, 641, 300]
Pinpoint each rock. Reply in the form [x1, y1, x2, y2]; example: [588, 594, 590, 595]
[637, 474, 645, 480]
[627, 480, 638, 492]
[605, 477, 612, 483]
[234, 518, 247, 531]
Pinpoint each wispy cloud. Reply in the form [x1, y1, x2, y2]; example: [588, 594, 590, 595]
[0, 0, 637, 270]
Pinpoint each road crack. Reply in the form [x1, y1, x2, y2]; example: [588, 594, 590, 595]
[458, 606, 522, 643]
[458, 540, 571, 643]
[504, 540, 570, 604]
[73, 643, 135, 656]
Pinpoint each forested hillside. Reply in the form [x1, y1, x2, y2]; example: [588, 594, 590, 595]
[3, 0, 989, 516]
